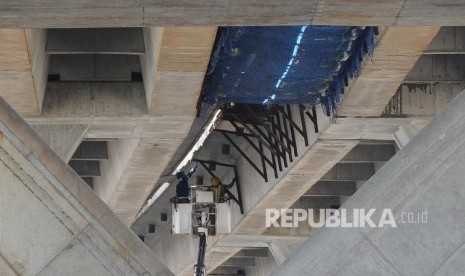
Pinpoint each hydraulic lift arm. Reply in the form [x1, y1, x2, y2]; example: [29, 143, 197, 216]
[194, 232, 207, 276]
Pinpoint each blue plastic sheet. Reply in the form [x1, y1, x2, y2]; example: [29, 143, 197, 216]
[202, 26, 374, 115]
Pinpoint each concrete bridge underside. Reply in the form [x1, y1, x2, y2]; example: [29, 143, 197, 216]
[0, 3, 464, 276]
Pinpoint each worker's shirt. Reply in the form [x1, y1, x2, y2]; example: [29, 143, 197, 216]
[176, 176, 189, 198]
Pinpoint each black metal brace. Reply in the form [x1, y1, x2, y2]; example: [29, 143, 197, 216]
[220, 131, 268, 182]
[300, 105, 319, 133]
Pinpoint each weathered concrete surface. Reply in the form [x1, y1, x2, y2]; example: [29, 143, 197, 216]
[11, 26, 217, 226]
[25, 29, 48, 113]
[144, 27, 216, 116]
[138, 105, 326, 275]
[0, 95, 173, 275]
[338, 27, 439, 117]
[405, 55, 465, 82]
[233, 140, 357, 235]
[101, 27, 216, 224]
[425, 27, 465, 54]
[1, 1, 465, 27]
[384, 83, 464, 117]
[0, 29, 41, 115]
[29, 124, 88, 162]
[273, 91, 465, 275]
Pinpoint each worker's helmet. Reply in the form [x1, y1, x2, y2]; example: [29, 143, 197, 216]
[211, 176, 220, 186]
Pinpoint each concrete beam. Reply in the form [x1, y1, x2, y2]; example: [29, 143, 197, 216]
[46, 28, 145, 55]
[338, 27, 439, 117]
[319, 117, 432, 141]
[25, 116, 195, 139]
[0, 1, 465, 27]
[0, 29, 41, 116]
[217, 235, 307, 248]
[144, 27, 216, 116]
[304, 180, 356, 197]
[321, 163, 375, 181]
[68, 160, 101, 177]
[71, 141, 108, 160]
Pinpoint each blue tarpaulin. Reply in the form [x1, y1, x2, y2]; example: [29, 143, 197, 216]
[202, 26, 374, 115]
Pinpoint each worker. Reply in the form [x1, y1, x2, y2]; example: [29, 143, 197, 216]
[208, 176, 239, 203]
[173, 162, 198, 203]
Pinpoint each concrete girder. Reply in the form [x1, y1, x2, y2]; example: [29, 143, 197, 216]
[0, 1, 465, 27]
[319, 117, 431, 141]
[0, 29, 44, 116]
